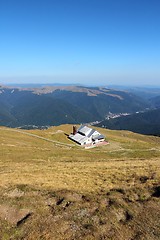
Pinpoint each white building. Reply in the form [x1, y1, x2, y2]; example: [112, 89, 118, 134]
[69, 125, 105, 146]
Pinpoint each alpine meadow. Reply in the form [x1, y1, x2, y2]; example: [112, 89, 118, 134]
[0, 0, 160, 239]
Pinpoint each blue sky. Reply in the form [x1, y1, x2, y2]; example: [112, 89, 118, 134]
[0, 0, 160, 86]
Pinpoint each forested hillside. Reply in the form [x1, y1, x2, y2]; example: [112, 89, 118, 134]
[0, 86, 149, 127]
[96, 108, 160, 136]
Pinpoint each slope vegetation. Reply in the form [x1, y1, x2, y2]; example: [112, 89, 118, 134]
[150, 95, 160, 108]
[0, 86, 149, 127]
[0, 125, 160, 239]
[96, 108, 160, 136]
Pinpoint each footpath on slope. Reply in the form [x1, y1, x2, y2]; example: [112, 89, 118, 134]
[0, 127, 75, 147]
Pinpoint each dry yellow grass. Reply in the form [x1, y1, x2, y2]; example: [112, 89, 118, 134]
[0, 125, 160, 193]
[0, 125, 160, 240]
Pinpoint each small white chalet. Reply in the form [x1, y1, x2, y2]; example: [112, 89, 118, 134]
[69, 125, 105, 146]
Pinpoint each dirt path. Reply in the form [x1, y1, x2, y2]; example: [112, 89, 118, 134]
[0, 127, 75, 147]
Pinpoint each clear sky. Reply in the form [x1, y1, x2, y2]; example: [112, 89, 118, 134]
[0, 0, 160, 86]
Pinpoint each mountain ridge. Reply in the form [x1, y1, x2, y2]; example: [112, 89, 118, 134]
[0, 85, 150, 127]
[96, 108, 160, 136]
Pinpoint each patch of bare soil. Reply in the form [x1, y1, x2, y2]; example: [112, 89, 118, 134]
[0, 185, 160, 240]
[4, 188, 25, 198]
[0, 204, 31, 226]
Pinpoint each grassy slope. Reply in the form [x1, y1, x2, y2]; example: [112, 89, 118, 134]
[0, 125, 160, 239]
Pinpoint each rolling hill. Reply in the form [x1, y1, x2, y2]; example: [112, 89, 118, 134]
[96, 108, 160, 136]
[0, 85, 150, 127]
[0, 125, 160, 239]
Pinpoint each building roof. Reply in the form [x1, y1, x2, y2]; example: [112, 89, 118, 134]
[69, 125, 105, 145]
[87, 129, 96, 137]
[69, 133, 88, 144]
[78, 125, 92, 136]
[92, 134, 105, 140]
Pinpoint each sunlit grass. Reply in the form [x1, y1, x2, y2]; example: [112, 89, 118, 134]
[0, 125, 160, 193]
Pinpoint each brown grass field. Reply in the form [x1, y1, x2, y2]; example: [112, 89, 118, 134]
[0, 125, 160, 239]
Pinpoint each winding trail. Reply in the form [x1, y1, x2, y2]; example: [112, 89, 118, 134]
[0, 127, 75, 147]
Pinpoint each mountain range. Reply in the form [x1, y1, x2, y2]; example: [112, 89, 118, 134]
[96, 108, 160, 136]
[95, 87, 160, 136]
[0, 85, 149, 127]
